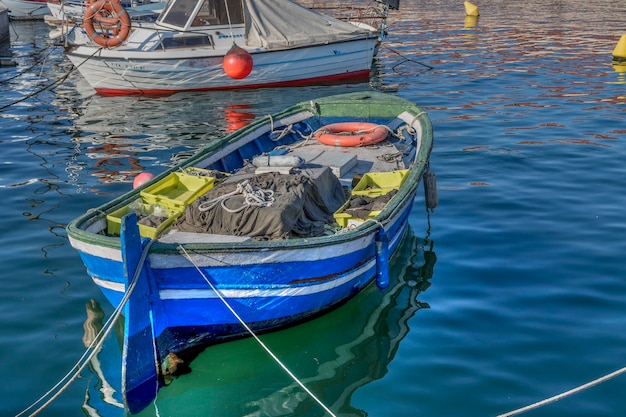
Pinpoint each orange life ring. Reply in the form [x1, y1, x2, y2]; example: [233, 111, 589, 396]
[313, 122, 388, 147]
[83, 0, 131, 48]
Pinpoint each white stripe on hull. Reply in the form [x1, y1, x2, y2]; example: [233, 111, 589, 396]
[160, 258, 376, 300]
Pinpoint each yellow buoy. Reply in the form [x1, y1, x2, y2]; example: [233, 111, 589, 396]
[464, 1, 479, 17]
[464, 15, 478, 28]
[612, 34, 626, 63]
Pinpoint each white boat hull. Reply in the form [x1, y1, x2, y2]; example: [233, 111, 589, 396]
[67, 37, 377, 94]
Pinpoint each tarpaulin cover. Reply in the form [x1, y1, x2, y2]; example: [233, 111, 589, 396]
[244, 0, 373, 49]
[173, 167, 346, 240]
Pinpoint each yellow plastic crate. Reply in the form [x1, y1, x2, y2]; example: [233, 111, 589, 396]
[351, 169, 409, 197]
[140, 172, 214, 212]
[107, 203, 182, 239]
[334, 170, 408, 227]
[333, 207, 381, 227]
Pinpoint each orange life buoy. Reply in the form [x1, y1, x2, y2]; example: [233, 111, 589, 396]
[83, 0, 131, 48]
[313, 122, 388, 147]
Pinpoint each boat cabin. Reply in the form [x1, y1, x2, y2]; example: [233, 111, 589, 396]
[157, 0, 244, 30]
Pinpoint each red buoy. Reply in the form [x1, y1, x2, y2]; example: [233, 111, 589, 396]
[133, 172, 154, 189]
[223, 44, 253, 79]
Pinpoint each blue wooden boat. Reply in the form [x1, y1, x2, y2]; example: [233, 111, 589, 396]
[66, 91, 435, 413]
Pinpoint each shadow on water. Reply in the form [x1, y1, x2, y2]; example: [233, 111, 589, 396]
[80, 227, 436, 417]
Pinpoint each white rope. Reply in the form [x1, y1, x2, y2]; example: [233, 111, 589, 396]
[498, 365, 626, 417]
[197, 179, 274, 213]
[178, 246, 337, 417]
[16, 239, 154, 417]
[266, 114, 310, 143]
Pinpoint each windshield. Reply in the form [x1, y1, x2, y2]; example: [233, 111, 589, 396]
[159, 0, 244, 28]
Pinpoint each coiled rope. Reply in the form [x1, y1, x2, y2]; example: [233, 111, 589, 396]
[16, 239, 154, 417]
[197, 179, 274, 213]
[179, 245, 337, 417]
[498, 365, 626, 417]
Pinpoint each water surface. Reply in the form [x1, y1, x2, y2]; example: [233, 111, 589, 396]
[2, 1, 626, 416]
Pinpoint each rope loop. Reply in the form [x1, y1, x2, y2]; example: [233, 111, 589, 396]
[198, 179, 275, 213]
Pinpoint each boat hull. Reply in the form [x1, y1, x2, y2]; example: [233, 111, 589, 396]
[70, 190, 413, 352]
[66, 37, 377, 94]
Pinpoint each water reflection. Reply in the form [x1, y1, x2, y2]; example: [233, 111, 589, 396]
[61, 86, 374, 186]
[62, 92, 270, 185]
[81, 229, 436, 417]
[82, 300, 125, 415]
[224, 104, 256, 133]
[612, 63, 626, 86]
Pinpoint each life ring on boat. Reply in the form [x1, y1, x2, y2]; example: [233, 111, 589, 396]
[313, 122, 388, 147]
[83, 0, 131, 48]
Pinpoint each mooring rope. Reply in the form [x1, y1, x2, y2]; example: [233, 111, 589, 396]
[382, 45, 434, 72]
[498, 365, 626, 417]
[0, 45, 59, 84]
[179, 245, 338, 417]
[16, 239, 154, 417]
[0, 46, 103, 112]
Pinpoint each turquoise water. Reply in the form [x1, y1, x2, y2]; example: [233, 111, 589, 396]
[2, 0, 626, 416]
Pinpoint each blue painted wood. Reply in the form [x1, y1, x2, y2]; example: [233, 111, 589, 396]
[120, 213, 160, 414]
[375, 227, 390, 290]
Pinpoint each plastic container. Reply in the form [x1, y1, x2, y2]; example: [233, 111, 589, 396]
[106, 201, 182, 239]
[351, 169, 409, 197]
[333, 204, 381, 227]
[334, 169, 409, 227]
[140, 172, 214, 212]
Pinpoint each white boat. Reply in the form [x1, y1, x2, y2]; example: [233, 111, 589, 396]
[0, 0, 48, 19]
[65, 0, 389, 95]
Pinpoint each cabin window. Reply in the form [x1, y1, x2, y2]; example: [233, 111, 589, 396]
[192, 0, 244, 26]
[161, 35, 214, 48]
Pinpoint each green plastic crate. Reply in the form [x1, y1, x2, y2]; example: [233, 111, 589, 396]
[140, 172, 214, 212]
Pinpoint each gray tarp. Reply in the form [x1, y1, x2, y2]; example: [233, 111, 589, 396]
[173, 168, 346, 240]
[244, 0, 373, 49]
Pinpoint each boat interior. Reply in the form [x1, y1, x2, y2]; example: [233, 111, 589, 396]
[83, 110, 421, 243]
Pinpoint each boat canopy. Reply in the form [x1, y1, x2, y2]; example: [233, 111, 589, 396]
[157, 0, 374, 49]
[244, 0, 374, 49]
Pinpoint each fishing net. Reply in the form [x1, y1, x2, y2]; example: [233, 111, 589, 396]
[173, 167, 345, 240]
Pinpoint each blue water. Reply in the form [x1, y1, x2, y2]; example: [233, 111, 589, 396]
[2, 0, 626, 416]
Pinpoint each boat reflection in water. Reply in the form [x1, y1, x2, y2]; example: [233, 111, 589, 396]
[81, 228, 436, 416]
[64, 91, 274, 187]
